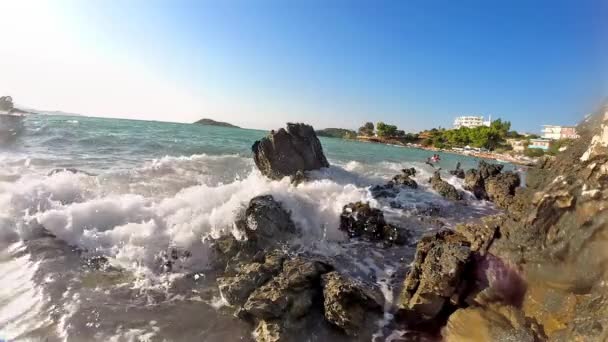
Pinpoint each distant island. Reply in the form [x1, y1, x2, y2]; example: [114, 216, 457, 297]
[315, 128, 357, 139]
[194, 118, 240, 128]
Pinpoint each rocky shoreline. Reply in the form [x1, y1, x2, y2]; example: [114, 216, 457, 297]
[212, 112, 607, 341]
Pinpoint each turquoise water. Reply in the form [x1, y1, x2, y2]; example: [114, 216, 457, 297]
[0, 114, 509, 341]
[6, 114, 493, 172]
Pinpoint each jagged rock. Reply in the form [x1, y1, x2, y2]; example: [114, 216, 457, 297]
[339, 201, 409, 244]
[484, 172, 520, 208]
[235, 195, 298, 250]
[243, 257, 332, 320]
[478, 160, 504, 179]
[370, 167, 418, 199]
[0, 95, 13, 112]
[321, 271, 384, 336]
[218, 252, 285, 306]
[454, 217, 501, 255]
[443, 303, 546, 342]
[253, 320, 283, 342]
[252, 123, 329, 180]
[429, 172, 462, 201]
[449, 162, 465, 179]
[464, 169, 487, 199]
[398, 230, 471, 322]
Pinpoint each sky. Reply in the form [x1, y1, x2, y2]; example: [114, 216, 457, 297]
[0, 0, 606, 133]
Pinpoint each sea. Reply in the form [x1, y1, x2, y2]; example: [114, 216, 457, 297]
[0, 114, 516, 341]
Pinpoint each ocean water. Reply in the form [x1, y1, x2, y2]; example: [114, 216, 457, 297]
[0, 115, 514, 341]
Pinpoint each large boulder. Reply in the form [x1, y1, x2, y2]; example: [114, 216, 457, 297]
[339, 201, 409, 244]
[321, 271, 384, 336]
[463, 169, 487, 199]
[398, 230, 471, 322]
[252, 123, 329, 180]
[429, 172, 462, 201]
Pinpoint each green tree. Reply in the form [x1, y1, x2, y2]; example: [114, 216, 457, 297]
[358, 122, 375, 136]
[376, 122, 398, 137]
[524, 148, 545, 157]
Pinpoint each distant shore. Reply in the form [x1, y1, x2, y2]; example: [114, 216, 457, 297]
[354, 136, 537, 166]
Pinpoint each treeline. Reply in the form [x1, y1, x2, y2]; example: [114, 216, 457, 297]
[316, 128, 357, 139]
[356, 119, 519, 150]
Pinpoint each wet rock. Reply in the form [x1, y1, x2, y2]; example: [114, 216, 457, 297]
[463, 169, 487, 199]
[321, 271, 384, 336]
[478, 160, 504, 179]
[243, 257, 332, 320]
[235, 195, 298, 250]
[443, 303, 546, 342]
[448, 162, 465, 179]
[339, 201, 409, 244]
[371, 167, 418, 199]
[218, 252, 285, 306]
[398, 230, 471, 322]
[47, 168, 95, 176]
[252, 123, 329, 180]
[484, 172, 521, 208]
[253, 320, 283, 342]
[429, 172, 462, 201]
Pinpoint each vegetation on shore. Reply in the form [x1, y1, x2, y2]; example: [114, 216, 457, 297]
[193, 118, 240, 128]
[315, 128, 357, 139]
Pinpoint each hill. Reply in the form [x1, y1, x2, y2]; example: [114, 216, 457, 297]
[315, 128, 357, 139]
[194, 118, 240, 128]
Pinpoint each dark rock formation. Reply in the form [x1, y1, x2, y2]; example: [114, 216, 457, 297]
[449, 162, 465, 179]
[339, 201, 409, 244]
[398, 230, 471, 322]
[321, 271, 384, 336]
[235, 195, 298, 250]
[429, 172, 462, 201]
[484, 172, 520, 208]
[370, 167, 418, 199]
[463, 161, 521, 208]
[252, 123, 329, 180]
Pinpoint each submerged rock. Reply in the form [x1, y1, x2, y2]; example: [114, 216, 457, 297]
[321, 271, 384, 336]
[252, 123, 329, 180]
[392, 167, 419, 188]
[429, 172, 462, 201]
[339, 201, 409, 244]
[398, 230, 471, 322]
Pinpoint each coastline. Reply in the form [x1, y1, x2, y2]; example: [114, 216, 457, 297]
[354, 135, 537, 167]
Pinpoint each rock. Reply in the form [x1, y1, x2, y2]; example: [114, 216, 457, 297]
[448, 162, 465, 179]
[339, 201, 409, 244]
[235, 195, 298, 250]
[321, 271, 384, 336]
[398, 230, 471, 322]
[478, 160, 504, 179]
[218, 252, 285, 306]
[443, 304, 546, 342]
[370, 167, 418, 199]
[253, 320, 283, 342]
[484, 172, 520, 208]
[47, 168, 96, 176]
[252, 123, 329, 180]
[429, 172, 462, 201]
[464, 169, 487, 199]
[243, 257, 331, 320]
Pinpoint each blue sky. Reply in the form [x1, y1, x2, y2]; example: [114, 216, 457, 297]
[0, 0, 606, 132]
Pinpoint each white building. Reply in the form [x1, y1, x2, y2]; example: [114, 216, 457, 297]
[453, 115, 492, 129]
[541, 125, 579, 140]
